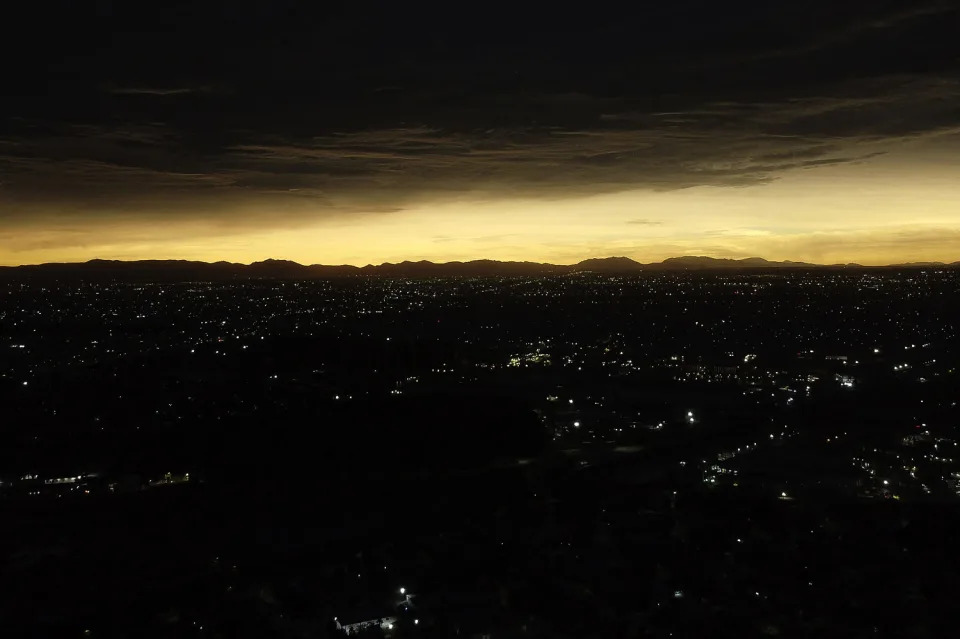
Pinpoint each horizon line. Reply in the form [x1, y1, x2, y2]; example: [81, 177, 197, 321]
[2, 254, 959, 269]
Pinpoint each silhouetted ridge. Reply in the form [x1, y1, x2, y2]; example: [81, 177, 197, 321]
[1, 256, 957, 281]
[655, 256, 817, 269]
[574, 256, 644, 272]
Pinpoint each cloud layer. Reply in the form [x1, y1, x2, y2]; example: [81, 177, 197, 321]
[1, 0, 959, 263]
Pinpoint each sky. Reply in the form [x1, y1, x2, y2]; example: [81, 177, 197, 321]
[2, 1, 959, 266]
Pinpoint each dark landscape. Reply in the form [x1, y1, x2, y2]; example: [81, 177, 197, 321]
[3, 267, 960, 637]
[3, 0, 960, 637]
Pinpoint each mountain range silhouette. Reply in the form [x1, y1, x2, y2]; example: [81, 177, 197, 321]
[2, 255, 958, 280]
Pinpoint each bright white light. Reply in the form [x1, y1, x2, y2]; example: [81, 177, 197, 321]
[573, 421, 580, 428]
[569, 399, 574, 404]
[399, 587, 405, 595]
[414, 619, 419, 625]
[687, 411, 693, 417]
[781, 492, 787, 497]
[883, 480, 889, 485]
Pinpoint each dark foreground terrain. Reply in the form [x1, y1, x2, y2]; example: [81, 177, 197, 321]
[2, 269, 959, 637]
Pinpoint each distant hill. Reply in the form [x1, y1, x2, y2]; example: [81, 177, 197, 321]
[359, 259, 565, 277]
[0, 259, 246, 281]
[1, 255, 957, 281]
[653, 256, 817, 269]
[574, 256, 644, 272]
[889, 261, 947, 267]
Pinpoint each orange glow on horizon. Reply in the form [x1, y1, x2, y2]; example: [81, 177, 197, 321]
[4, 152, 960, 267]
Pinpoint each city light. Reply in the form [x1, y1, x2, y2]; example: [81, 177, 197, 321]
[5, 5, 960, 637]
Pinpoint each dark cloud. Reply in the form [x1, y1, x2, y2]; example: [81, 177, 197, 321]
[1, 0, 958, 237]
[2, 74, 957, 229]
[108, 87, 203, 96]
[706, 1, 957, 65]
